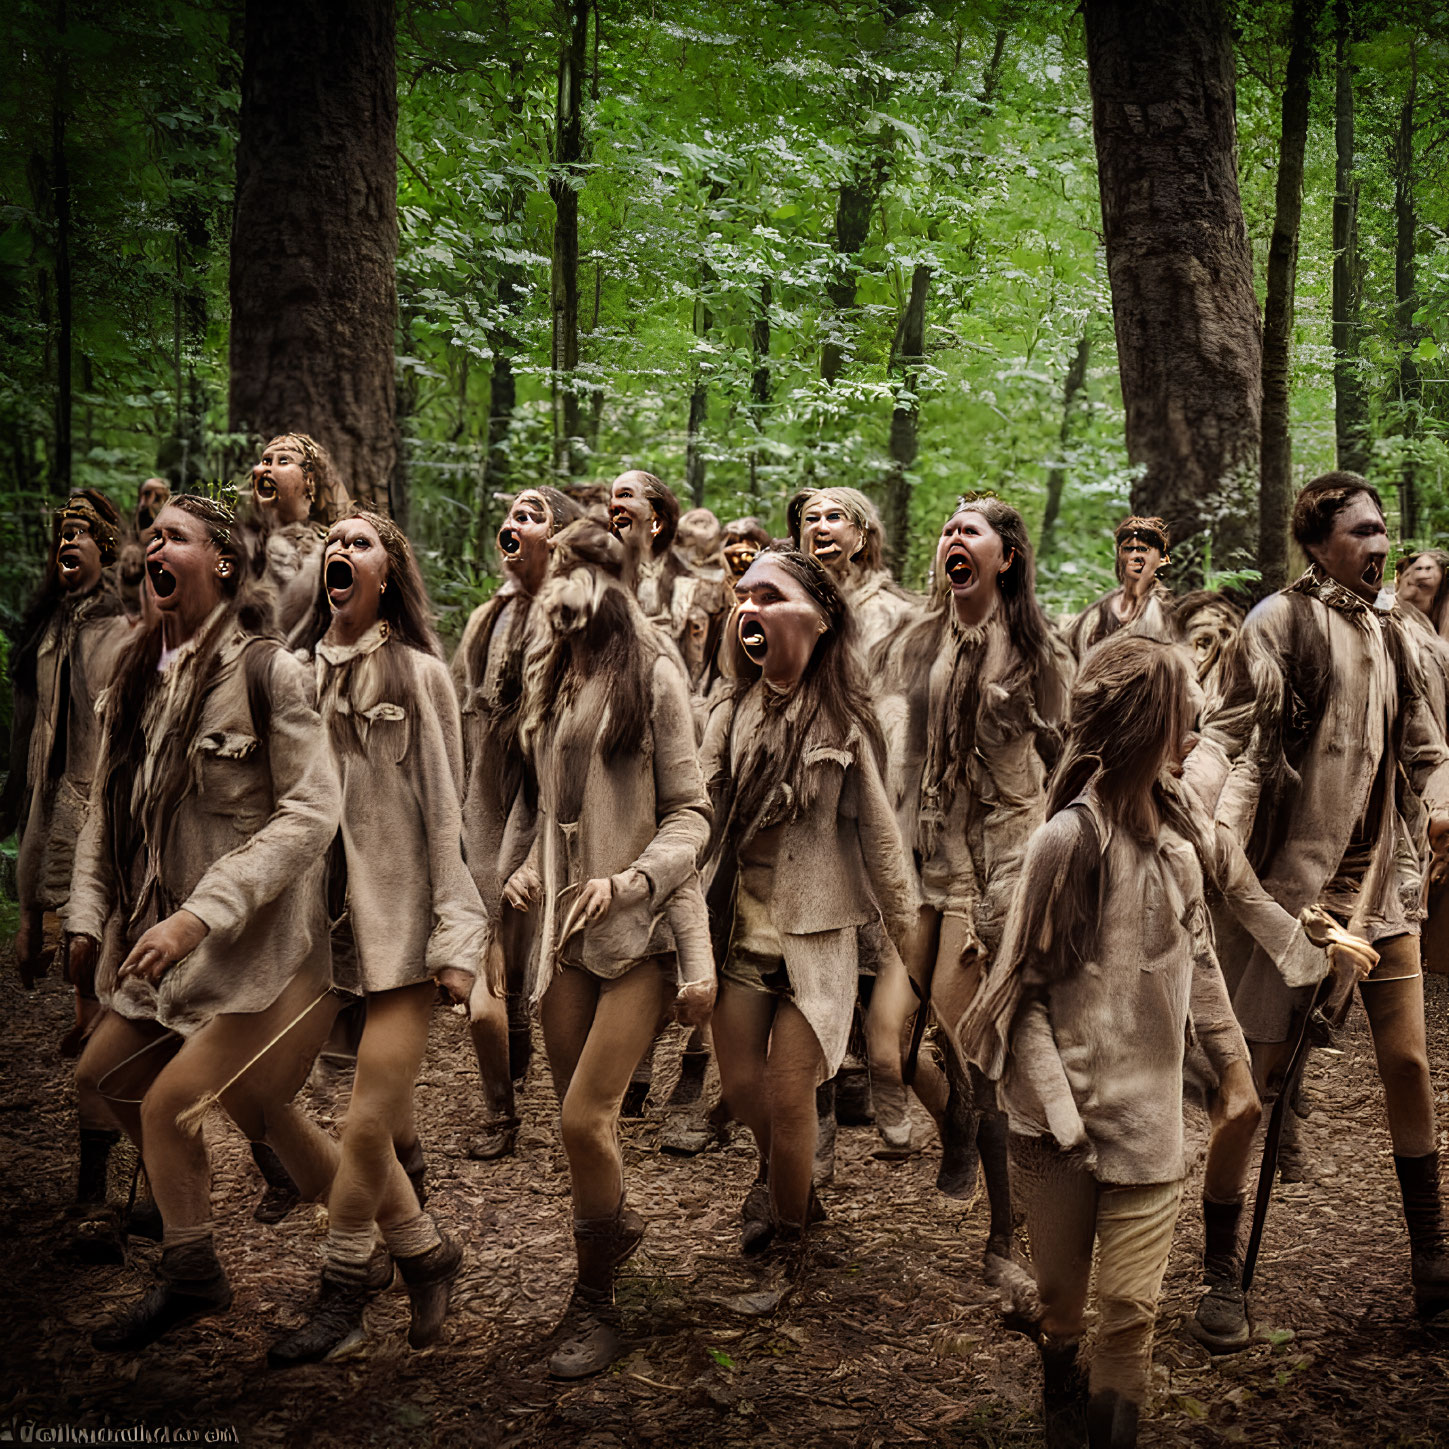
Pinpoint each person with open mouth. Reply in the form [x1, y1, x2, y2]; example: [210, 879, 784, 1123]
[266, 507, 489, 1366]
[1182, 470, 1449, 1356]
[453, 486, 583, 1164]
[1064, 515, 1180, 660]
[67, 493, 346, 1355]
[702, 546, 916, 1280]
[869, 496, 1073, 1297]
[249, 432, 349, 640]
[514, 518, 713, 1381]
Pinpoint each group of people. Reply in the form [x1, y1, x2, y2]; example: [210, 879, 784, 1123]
[8, 441, 1449, 1449]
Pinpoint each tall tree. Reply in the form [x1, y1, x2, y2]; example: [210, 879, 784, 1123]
[1039, 332, 1093, 559]
[50, 0, 71, 493]
[1083, 0, 1263, 577]
[882, 263, 930, 560]
[1392, 36, 1421, 536]
[1259, 0, 1324, 593]
[1332, 0, 1369, 473]
[549, 0, 589, 478]
[229, 0, 399, 512]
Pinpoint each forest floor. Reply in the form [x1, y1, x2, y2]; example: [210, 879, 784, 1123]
[5, 944, 1449, 1448]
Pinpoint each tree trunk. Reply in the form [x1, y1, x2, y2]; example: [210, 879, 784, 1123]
[1039, 332, 1093, 559]
[475, 269, 520, 558]
[229, 0, 398, 511]
[1083, 0, 1262, 580]
[1258, 0, 1323, 594]
[1393, 42, 1420, 538]
[821, 147, 891, 387]
[685, 177, 725, 507]
[549, 0, 589, 478]
[749, 278, 771, 506]
[51, 0, 71, 493]
[882, 264, 931, 565]
[1332, 0, 1369, 474]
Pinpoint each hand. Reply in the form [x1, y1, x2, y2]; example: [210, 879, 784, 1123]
[502, 863, 540, 912]
[1215, 1057, 1261, 1131]
[576, 876, 616, 924]
[117, 909, 209, 985]
[1325, 936, 1378, 1014]
[673, 978, 716, 1028]
[436, 967, 474, 1005]
[65, 934, 99, 996]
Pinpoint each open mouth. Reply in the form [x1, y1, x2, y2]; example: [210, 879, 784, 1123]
[739, 618, 768, 663]
[325, 557, 355, 606]
[1363, 558, 1385, 588]
[254, 476, 278, 501]
[147, 560, 177, 599]
[811, 540, 840, 561]
[58, 548, 82, 579]
[498, 527, 521, 556]
[609, 506, 632, 533]
[945, 551, 974, 588]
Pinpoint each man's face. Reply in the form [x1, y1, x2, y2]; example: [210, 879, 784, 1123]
[137, 480, 169, 530]
[497, 491, 554, 589]
[1311, 493, 1388, 603]
[56, 519, 103, 594]
[800, 497, 863, 578]
[1117, 536, 1164, 587]
[252, 437, 313, 525]
[323, 516, 389, 628]
[146, 505, 221, 615]
[609, 475, 654, 544]
[734, 555, 825, 688]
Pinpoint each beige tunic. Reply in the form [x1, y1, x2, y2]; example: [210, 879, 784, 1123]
[316, 625, 489, 995]
[526, 650, 712, 1001]
[701, 687, 919, 1074]
[845, 571, 916, 657]
[1185, 569, 1449, 1041]
[1064, 583, 1179, 660]
[17, 591, 131, 913]
[66, 611, 341, 1036]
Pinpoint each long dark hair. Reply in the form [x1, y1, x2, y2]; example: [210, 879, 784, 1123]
[99, 495, 272, 927]
[717, 546, 887, 848]
[1047, 633, 1195, 841]
[296, 505, 441, 659]
[519, 519, 655, 768]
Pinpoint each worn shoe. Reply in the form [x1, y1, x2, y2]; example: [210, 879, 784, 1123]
[69, 1206, 126, 1266]
[466, 1119, 519, 1162]
[395, 1234, 463, 1349]
[251, 1142, 301, 1225]
[1188, 1195, 1250, 1353]
[91, 1241, 233, 1352]
[740, 1179, 773, 1255]
[267, 1272, 371, 1367]
[1396, 1151, 1449, 1315]
[547, 1286, 623, 1379]
[1040, 1336, 1088, 1449]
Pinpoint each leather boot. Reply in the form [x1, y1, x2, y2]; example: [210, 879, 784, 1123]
[395, 1234, 463, 1349]
[1039, 1336, 1089, 1449]
[1189, 1196, 1250, 1352]
[507, 989, 533, 1085]
[740, 1174, 773, 1255]
[548, 1211, 635, 1379]
[1087, 1389, 1140, 1449]
[813, 1078, 837, 1186]
[251, 1141, 301, 1225]
[1395, 1151, 1449, 1315]
[869, 1065, 913, 1156]
[835, 1056, 875, 1126]
[936, 1052, 981, 1200]
[267, 1268, 371, 1367]
[468, 1013, 519, 1161]
[396, 1138, 428, 1207]
[92, 1238, 233, 1352]
[661, 1044, 717, 1156]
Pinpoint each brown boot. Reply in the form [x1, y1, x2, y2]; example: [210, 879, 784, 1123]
[1188, 1196, 1250, 1353]
[251, 1141, 301, 1225]
[547, 1207, 641, 1379]
[1395, 1151, 1449, 1315]
[92, 1238, 233, 1352]
[468, 1013, 520, 1161]
[395, 1235, 463, 1349]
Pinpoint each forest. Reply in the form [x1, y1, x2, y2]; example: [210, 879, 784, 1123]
[1, 0, 1448, 641]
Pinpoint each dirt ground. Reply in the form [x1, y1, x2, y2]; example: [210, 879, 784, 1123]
[5, 955, 1449, 1448]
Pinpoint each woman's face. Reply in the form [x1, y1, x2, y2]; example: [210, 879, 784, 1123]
[497, 491, 554, 589]
[252, 437, 313, 525]
[800, 495, 864, 578]
[1398, 553, 1444, 612]
[734, 555, 826, 689]
[324, 517, 388, 629]
[146, 505, 224, 618]
[936, 509, 1008, 609]
[56, 518, 103, 594]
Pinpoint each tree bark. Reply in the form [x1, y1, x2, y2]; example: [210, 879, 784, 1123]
[549, 0, 589, 478]
[882, 264, 931, 564]
[51, 0, 71, 493]
[1083, 0, 1262, 580]
[229, 0, 398, 511]
[1258, 0, 1323, 594]
[1332, 0, 1369, 474]
[1039, 332, 1093, 559]
[685, 177, 725, 507]
[1393, 41, 1420, 537]
[749, 278, 771, 506]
